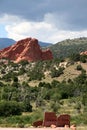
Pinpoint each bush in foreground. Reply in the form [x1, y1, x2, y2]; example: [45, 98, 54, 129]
[0, 101, 22, 116]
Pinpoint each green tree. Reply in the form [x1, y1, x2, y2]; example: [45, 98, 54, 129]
[50, 101, 60, 113]
[13, 76, 18, 82]
[76, 65, 82, 71]
[0, 82, 4, 87]
[19, 60, 29, 66]
[0, 101, 22, 116]
[70, 53, 80, 61]
[82, 93, 87, 106]
[23, 96, 32, 112]
[29, 69, 44, 81]
[75, 70, 87, 84]
[80, 55, 87, 63]
[51, 67, 64, 78]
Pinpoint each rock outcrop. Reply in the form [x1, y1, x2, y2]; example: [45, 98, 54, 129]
[80, 51, 87, 55]
[0, 37, 53, 63]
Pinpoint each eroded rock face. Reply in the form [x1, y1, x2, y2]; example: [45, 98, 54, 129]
[0, 37, 53, 63]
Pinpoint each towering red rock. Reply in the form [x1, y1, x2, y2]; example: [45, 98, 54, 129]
[0, 37, 53, 63]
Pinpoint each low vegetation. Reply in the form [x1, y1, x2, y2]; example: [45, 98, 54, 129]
[49, 37, 87, 58]
[0, 52, 87, 127]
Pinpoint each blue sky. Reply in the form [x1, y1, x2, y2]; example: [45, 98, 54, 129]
[0, 24, 7, 37]
[0, 0, 87, 43]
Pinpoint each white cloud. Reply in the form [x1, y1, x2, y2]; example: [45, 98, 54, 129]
[0, 14, 22, 24]
[1, 14, 87, 43]
[5, 20, 54, 41]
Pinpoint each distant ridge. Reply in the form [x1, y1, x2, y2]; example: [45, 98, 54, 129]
[49, 37, 87, 58]
[0, 38, 52, 49]
[0, 38, 16, 49]
[39, 41, 52, 47]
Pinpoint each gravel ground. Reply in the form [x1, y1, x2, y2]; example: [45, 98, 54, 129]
[0, 128, 71, 130]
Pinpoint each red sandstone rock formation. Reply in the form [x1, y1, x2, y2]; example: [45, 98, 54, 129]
[80, 51, 87, 55]
[0, 37, 53, 63]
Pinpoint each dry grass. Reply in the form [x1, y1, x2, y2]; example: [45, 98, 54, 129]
[28, 62, 87, 86]
[77, 126, 87, 130]
[57, 63, 81, 81]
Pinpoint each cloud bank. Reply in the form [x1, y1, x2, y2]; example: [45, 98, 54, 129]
[0, 0, 87, 43]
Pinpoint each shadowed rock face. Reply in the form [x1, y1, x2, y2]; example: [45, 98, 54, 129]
[0, 37, 53, 63]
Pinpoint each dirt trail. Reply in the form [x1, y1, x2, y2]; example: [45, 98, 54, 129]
[0, 127, 70, 130]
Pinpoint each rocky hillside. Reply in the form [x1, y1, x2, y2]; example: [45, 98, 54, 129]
[0, 37, 53, 63]
[49, 37, 87, 58]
